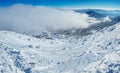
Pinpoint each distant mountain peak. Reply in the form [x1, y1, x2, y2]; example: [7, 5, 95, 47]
[86, 10, 105, 18]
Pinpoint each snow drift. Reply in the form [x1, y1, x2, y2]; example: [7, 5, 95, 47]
[0, 4, 98, 34]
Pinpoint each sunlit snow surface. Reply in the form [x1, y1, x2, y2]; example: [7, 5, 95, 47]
[0, 23, 120, 73]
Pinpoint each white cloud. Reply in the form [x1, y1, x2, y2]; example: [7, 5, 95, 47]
[0, 4, 98, 34]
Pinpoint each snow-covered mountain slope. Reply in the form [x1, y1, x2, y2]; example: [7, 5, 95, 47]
[74, 9, 120, 18]
[0, 23, 120, 73]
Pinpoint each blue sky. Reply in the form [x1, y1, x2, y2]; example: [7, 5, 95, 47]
[0, 0, 119, 9]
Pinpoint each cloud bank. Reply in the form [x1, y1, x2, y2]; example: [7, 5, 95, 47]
[0, 4, 98, 34]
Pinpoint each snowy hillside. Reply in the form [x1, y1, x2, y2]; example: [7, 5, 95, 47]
[74, 9, 120, 18]
[0, 22, 120, 73]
